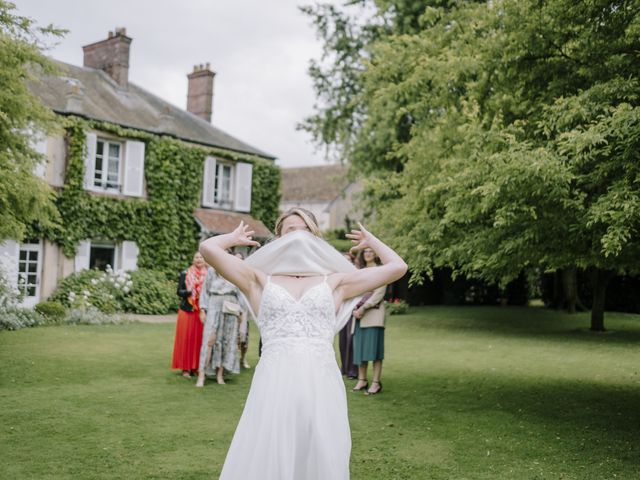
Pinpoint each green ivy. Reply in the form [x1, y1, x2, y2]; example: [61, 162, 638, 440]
[40, 115, 280, 278]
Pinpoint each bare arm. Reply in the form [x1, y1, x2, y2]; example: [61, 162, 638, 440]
[198, 222, 265, 305]
[336, 223, 407, 301]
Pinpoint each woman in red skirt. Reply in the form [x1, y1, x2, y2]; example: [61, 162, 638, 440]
[171, 251, 207, 377]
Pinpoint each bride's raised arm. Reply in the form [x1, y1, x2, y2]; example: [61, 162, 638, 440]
[336, 223, 408, 300]
[199, 222, 265, 299]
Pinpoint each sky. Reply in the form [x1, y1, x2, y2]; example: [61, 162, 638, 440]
[14, 0, 341, 168]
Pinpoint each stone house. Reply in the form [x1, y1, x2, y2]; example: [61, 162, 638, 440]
[0, 28, 275, 308]
[280, 164, 362, 232]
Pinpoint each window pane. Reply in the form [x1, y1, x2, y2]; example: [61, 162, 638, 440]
[109, 143, 120, 159]
[27, 274, 36, 285]
[27, 286, 36, 297]
[19, 251, 26, 261]
[89, 246, 115, 271]
[18, 261, 26, 273]
[28, 262, 37, 273]
[28, 251, 37, 261]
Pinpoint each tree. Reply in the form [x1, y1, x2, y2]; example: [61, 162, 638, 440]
[0, 1, 64, 240]
[304, 0, 640, 330]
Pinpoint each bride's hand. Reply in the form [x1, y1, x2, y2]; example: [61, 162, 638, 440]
[231, 221, 261, 247]
[346, 222, 373, 254]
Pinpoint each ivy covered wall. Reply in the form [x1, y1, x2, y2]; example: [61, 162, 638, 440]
[39, 115, 281, 278]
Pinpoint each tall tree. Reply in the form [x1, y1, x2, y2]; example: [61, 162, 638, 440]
[305, 0, 640, 330]
[0, 1, 64, 240]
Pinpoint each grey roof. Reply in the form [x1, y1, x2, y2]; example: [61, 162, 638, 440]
[281, 164, 350, 202]
[29, 60, 275, 160]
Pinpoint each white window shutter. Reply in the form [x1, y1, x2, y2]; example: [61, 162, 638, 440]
[0, 240, 19, 285]
[120, 241, 139, 271]
[202, 156, 217, 207]
[32, 133, 47, 179]
[83, 132, 97, 190]
[74, 240, 91, 272]
[234, 162, 253, 212]
[123, 140, 146, 197]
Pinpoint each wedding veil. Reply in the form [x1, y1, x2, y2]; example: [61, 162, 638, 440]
[244, 230, 362, 331]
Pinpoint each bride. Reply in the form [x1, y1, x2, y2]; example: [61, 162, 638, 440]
[199, 207, 407, 480]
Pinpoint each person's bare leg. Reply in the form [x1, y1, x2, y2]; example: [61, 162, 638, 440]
[197, 333, 215, 387]
[216, 366, 226, 384]
[353, 363, 368, 391]
[240, 342, 250, 368]
[367, 360, 383, 394]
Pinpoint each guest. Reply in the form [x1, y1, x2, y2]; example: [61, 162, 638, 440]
[338, 252, 358, 379]
[352, 247, 387, 395]
[196, 263, 242, 387]
[172, 252, 207, 377]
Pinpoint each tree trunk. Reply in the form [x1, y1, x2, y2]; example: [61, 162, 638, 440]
[560, 267, 588, 313]
[590, 269, 614, 332]
[562, 267, 578, 314]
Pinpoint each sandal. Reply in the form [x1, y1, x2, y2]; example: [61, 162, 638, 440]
[365, 381, 382, 395]
[352, 378, 369, 392]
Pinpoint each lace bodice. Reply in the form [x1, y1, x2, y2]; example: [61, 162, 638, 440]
[257, 276, 338, 345]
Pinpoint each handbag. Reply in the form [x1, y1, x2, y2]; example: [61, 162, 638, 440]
[222, 300, 242, 316]
[359, 302, 386, 329]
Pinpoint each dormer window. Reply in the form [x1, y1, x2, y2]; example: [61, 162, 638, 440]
[94, 139, 122, 191]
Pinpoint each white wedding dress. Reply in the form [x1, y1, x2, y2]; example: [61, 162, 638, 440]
[219, 274, 351, 480]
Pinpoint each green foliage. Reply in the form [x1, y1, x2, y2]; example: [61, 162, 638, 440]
[42, 116, 280, 278]
[385, 298, 409, 315]
[306, 0, 640, 329]
[34, 300, 66, 322]
[49, 267, 177, 315]
[0, 306, 46, 331]
[0, 1, 65, 241]
[48, 268, 123, 313]
[64, 307, 124, 325]
[121, 269, 178, 315]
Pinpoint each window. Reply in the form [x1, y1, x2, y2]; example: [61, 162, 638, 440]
[17, 240, 41, 299]
[94, 139, 122, 191]
[89, 242, 116, 271]
[214, 163, 233, 208]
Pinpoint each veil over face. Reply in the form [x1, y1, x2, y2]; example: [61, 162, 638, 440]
[244, 230, 362, 331]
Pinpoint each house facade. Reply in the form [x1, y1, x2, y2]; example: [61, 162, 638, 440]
[280, 164, 362, 232]
[0, 28, 278, 308]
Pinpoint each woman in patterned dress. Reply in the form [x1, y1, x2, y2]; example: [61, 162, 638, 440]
[196, 265, 242, 387]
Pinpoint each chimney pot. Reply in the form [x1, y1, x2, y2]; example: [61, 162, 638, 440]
[187, 63, 216, 123]
[83, 27, 132, 87]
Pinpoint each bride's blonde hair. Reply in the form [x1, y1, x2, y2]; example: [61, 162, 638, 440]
[274, 207, 322, 238]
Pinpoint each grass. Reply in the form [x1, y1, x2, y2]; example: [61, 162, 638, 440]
[1, 306, 639, 479]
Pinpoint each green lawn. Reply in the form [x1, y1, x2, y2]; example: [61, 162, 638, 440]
[1, 307, 639, 479]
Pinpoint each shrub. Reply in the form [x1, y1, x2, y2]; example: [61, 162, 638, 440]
[0, 307, 46, 331]
[386, 298, 409, 315]
[49, 268, 129, 313]
[121, 269, 178, 314]
[64, 307, 125, 325]
[34, 301, 67, 323]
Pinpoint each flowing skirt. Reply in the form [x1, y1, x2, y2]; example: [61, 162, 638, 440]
[171, 309, 203, 371]
[219, 337, 351, 480]
[353, 322, 385, 364]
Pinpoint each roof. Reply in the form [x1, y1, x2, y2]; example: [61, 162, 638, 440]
[29, 61, 275, 160]
[281, 164, 350, 202]
[194, 208, 272, 239]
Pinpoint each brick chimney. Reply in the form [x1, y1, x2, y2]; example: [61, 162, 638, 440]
[82, 28, 132, 87]
[187, 63, 215, 123]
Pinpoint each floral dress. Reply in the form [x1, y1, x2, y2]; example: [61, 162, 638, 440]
[198, 267, 241, 375]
